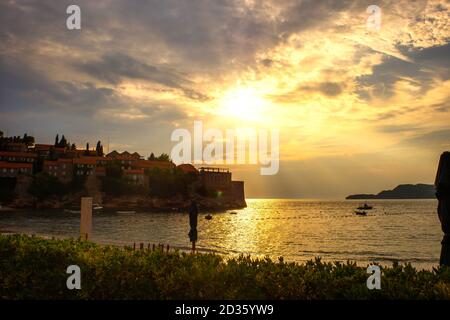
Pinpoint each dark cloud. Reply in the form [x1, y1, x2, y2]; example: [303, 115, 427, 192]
[400, 129, 450, 150]
[0, 0, 373, 75]
[140, 104, 188, 122]
[0, 54, 190, 127]
[377, 124, 422, 133]
[372, 105, 422, 121]
[269, 81, 344, 102]
[75, 53, 209, 101]
[260, 59, 274, 67]
[276, 0, 357, 34]
[430, 101, 450, 113]
[303, 82, 343, 97]
[76, 53, 186, 87]
[0, 56, 120, 115]
[356, 44, 450, 100]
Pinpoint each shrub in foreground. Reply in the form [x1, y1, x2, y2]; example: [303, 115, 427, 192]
[0, 234, 449, 299]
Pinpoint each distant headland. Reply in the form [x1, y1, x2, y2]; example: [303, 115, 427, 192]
[346, 184, 435, 200]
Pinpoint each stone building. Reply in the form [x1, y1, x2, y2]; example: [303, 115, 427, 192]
[0, 161, 33, 177]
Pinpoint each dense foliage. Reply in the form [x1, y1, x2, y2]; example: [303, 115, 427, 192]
[146, 168, 195, 198]
[0, 133, 35, 148]
[101, 176, 148, 196]
[28, 173, 85, 200]
[1, 234, 449, 300]
[0, 177, 16, 203]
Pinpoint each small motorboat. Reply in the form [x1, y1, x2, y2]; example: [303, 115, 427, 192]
[229, 211, 238, 215]
[357, 204, 373, 210]
[64, 209, 80, 214]
[205, 214, 213, 220]
[93, 204, 103, 211]
[355, 210, 367, 216]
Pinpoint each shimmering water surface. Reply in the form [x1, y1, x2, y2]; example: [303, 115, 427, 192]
[0, 199, 442, 269]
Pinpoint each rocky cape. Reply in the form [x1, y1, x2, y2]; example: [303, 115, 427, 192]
[346, 183, 435, 199]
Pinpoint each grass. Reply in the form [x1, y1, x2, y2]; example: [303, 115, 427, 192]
[0, 234, 449, 300]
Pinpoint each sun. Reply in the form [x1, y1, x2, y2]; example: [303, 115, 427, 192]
[218, 87, 269, 122]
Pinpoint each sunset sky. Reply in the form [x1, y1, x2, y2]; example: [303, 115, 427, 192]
[1, 0, 449, 198]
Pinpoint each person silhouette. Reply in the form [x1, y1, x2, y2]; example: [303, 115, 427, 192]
[188, 200, 198, 252]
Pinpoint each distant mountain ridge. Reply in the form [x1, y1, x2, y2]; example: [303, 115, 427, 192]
[346, 184, 435, 199]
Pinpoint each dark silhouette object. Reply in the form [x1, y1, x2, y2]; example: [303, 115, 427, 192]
[347, 184, 435, 199]
[96, 141, 104, 156]
[188, 200, 198, 252]
[435, 152, 450, 266]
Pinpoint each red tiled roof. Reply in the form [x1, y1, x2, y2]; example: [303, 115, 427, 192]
[75, 149, 98, 155]
[106, 150, 119, 157]
[0, 151, 37, 158]
[73, 158, 97, 165]
[106, 150, 141, 160]
[136, 160, 175, 169]
[44, 159, 73, 165]
[177, 164, 199, 174]
[81, 156, 112, 162]
[34, 144, 53, 151]
[123, 169, 144, 175]
[0, 161, 32, 169]
[35, 144, 53, 148]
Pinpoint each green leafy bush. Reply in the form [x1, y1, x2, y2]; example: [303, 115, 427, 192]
[146, 168, 194, 198]
[28, 173, 85, 200]
[100, 176, 147, 196]
[0, 234, 449, 300]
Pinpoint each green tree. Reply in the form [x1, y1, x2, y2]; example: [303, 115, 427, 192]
[146, 167, 193, 198]
[54, 134, 59, 147]
[28, 173, 66, 200]
[148, 153, 155, 161]
[156, 153, 170, 162]
[96, 141, 104, 156]
[105, 161, 122, 179]
[59, 135, 68, 148]
[22, 133, 35, 146]
[84, 142, 90, 156]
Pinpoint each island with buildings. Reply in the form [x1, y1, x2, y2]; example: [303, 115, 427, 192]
[0, 131, 246, 211]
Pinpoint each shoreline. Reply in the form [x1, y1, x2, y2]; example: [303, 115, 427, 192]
[2, 196, 247, 213]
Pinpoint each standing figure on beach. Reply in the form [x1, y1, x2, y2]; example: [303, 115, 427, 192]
[188, 200, 198, 253]
[436, 152, 450, 266]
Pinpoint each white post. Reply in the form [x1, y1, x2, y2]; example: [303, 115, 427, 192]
[80, 197, 92, 240]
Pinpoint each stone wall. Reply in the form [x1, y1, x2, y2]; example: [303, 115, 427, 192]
[231, 181, 246, 207]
